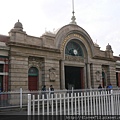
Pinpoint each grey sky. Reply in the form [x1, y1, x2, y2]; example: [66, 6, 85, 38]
[0, 0, 120, 56]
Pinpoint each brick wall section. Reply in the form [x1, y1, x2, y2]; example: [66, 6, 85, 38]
[0, 57, 9, 91]
[0, 35, 9, 42]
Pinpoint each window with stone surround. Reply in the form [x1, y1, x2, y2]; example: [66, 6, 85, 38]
[65, 40, 83, 57]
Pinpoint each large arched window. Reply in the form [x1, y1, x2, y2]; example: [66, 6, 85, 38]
[65, 40, 83, 57]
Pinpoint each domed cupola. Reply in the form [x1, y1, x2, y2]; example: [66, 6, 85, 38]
[9, 19, 26, 35]
[106, 43, 112, 51]
[14, 20, 23, 31]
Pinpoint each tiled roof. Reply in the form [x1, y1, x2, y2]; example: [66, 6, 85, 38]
[0, 34, 9, 42]
[114, 56, 120, 61]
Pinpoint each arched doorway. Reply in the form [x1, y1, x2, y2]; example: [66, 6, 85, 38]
[28, 67, 38, 91]
[64, 40, 84, 89]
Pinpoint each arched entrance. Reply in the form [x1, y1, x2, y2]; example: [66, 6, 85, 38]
[64, 40, 85, 89]
[28, 67, 38, 91]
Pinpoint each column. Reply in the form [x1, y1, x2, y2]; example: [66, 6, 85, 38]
[87, 63, 91, 88]
[80, 68, 84, 89]
[84, 65, 87, 88]
[118, 73, 120, 87]
[60, 60, 65, 89]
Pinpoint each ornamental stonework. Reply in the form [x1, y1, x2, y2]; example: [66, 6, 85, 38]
[49, 68, 56, 82]
[95, 71, 101, 82]
[65, 55, 84, 62]
[28, 56, 43, 69]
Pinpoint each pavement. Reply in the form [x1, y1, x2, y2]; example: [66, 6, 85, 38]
[0, 108, 27, 115]
[0, 109, 64, 120]
[0, 108, 28, 120]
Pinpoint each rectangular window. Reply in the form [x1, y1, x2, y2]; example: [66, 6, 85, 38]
[0, 64, 3, 72]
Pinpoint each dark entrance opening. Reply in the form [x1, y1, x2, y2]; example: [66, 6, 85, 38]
[0, 76, 3, 92]
[65, 66, 82, 89]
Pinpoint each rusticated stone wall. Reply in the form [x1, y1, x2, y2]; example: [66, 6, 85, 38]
[9, 54, 28, 90]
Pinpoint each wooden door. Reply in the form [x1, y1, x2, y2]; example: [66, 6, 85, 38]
[28, 76, 38, 91]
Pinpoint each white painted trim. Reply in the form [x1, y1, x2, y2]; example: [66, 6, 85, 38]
[116, 66, 120, 68]
[0, 61, 8, 64]
[0, 61, 5, 64]
[116, 61, 120, 63]
[0, 72, 8, 75]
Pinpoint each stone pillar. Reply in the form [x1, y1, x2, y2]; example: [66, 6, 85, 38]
[118, 73, 120, 87]
[84, 65, 87, 88]
[87, 63, 91, 88]
[60, 60, 65, 89]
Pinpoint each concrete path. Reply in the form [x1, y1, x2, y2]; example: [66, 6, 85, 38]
[0, 108, 27, 115]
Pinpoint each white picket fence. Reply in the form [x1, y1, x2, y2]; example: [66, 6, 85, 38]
[27, 90, 120, 115]
[0, 87, 106, 109]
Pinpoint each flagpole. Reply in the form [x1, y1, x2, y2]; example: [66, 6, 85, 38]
[72, 0, 75, 16]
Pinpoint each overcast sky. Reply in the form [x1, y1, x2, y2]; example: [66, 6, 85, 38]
[0, 0, 120, 56]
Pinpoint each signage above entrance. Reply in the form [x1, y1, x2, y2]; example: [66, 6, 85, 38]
[61, 34, 85, 53]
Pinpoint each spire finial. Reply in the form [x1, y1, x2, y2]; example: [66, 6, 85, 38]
[70, 0, 77, 25]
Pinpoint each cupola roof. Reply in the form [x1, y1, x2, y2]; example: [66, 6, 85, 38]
[14, 20, 23, 30]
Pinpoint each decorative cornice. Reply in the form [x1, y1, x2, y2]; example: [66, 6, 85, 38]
[6, 41, 61, 53]
[93, 56, 115, 62]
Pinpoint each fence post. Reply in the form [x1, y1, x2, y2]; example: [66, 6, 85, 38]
[28, 94, 31, 115]
[111, 90, 114, 115]
[20, 88, 22, 108]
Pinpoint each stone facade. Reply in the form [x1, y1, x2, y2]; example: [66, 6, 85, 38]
[0, 20, 120, 91]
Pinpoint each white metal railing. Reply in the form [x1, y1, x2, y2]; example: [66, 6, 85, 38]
[27, 90, 120, 115]
[0, 88, 120, 109]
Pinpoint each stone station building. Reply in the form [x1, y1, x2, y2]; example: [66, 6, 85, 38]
[0, 18, 120, 91]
